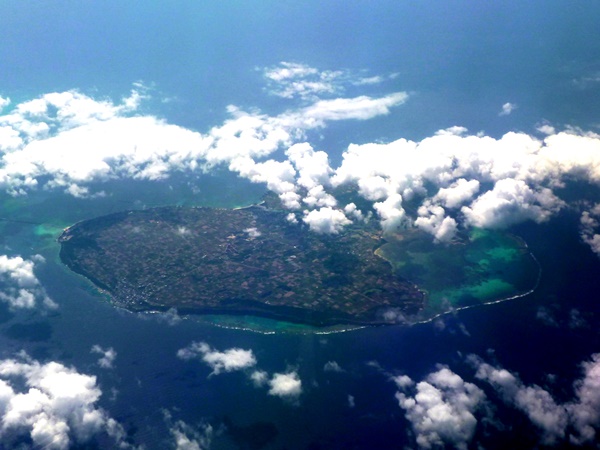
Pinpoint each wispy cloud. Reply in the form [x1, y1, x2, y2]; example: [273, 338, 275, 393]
[91, 345, 117, 369]
[499, 102, 517, 116]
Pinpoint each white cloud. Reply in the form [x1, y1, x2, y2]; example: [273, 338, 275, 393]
[373, 193, 406, 232]
[302, 207, 351, 234]
[414, 202, 458, 243]
[263, 62, 391, 100]
[344, 203, 366, 221]
[0, 353, 129, 449]
[0, 81, 408, 205]
[169, 420, 212, 450]
[5, 70, 600, 247]
[264, 62, 319, 83]
[329, 128, 600, 236]
[537, 124, 556, 135]
[267, 371, 302, 400]
[353, 75, 384, 85]
[461, 179, 564, 229]
[395, 367, 486, 450]
[178, 341, 304, 403]
[0, 254, 56, 309]
[293, 92, 409, 126]
[286, 143, 332, 190]
[176, 342, 256, 376]
[0, 96, 10, 112]
[499, 102, 517, 116]
[567, 353, 600, 444]
[470, 353, 600, 445]
[433, 178, 480, 209]
[579, 203, 600, 256]
[392, 374, 414, 389]
[250, 370, 269, 388]
[264, 63, 340, 100]
[302, 185, 337, 208]
[244, 227, 261, 238]
[91, 345, 117, 369]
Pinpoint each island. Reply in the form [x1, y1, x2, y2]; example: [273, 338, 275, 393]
[58, 204, 425, 326]
[58, 203, 540, 327]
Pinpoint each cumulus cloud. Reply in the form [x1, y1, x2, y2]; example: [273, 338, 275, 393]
[414, 202, 458, 243]
[433, 178, 480, 209]
[267, 372, 302, 400]
[0, 353, 129, 449]
[470, 353, 600, 445]
[251, 368, 304, 401]
[302, 207, 351, 234]
[395, 367, 486, 450]
[373, 193, 407, 232]
[177, 342, 303, 403]
[5, 69, 600, 247]
[176, 342, 256, 376]
[0, 254, 56, 309]
[91, 345, 117, 369]
[461, 179, 564, 229]
[326, 126, 600, 246]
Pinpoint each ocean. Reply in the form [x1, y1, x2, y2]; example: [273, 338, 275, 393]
[1, 1, 599, 448]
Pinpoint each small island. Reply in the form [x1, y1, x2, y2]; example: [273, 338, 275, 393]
[58, 202, 540, 327]
[59, 205, 425, 326]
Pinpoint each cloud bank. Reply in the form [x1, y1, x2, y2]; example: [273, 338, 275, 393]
[2, 63, 600, 255]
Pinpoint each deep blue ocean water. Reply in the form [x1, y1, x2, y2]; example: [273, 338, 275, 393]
[1, 1, 600, 448]
[0, 176, 596, 449]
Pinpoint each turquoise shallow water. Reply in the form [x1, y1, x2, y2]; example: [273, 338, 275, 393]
[377, 228, 541, 319]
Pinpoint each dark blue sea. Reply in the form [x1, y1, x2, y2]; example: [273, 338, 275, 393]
[0, 176, 595, 449]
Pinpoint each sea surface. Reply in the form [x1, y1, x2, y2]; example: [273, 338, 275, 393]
[0, 174, 596, 449]
[1, 1, 600, 448]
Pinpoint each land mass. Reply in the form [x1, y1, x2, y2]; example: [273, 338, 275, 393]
[58, 204, 425, 326]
